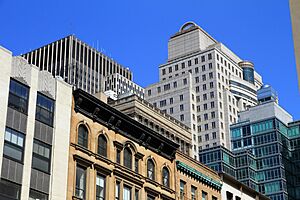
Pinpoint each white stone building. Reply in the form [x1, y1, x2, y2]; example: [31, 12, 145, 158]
[104, 73, 145, 99]
[0, 46, 72, 199]
[145, 22, 263, 160]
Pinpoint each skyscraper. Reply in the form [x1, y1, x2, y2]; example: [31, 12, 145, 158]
[145, 21, 263, 159]
[199, 85, 300, 200]
[21, 35, 143, 97]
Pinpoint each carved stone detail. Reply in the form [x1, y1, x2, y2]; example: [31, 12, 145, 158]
[38, 71, 56, 99]
[11, 57, 32, 85]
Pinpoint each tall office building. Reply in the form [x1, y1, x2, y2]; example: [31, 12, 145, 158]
[145, 21, 263, 159]
[199, 85, 300, 200]
[21, 35, 144, 98]
[0, 46, 72, 199]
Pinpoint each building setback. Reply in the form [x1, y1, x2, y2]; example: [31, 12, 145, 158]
[145, 21, 263, 160]
[21, 35, 133, 95]
[0, 46, 72, 199]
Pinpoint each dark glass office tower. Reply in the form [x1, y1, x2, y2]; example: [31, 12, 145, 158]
[21, 35, 133, 94]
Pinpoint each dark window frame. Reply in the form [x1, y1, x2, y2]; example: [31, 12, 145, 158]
[35, 93, 55, 126]
[75, 165, 87, 200]
[147, 159, 155, 180]
[98, 135, 107, 157]
[78, 125, 89, 148]
[32, 139, 51, 174]
[8, 79, 29, 114]
[162, 167, 170, 187]
[3, 127, 25, 163]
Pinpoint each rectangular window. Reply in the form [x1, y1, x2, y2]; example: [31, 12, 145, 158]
[36, 93, 55, 126]
[116, 149, 121, 164]
[183, 78, 187, 85]
[123, 186, 131, 200]
[135, 189, 139, 200]
[32, 140, 51, 173]
[180, 104, 184, 111]
[208, 53, 212, 60]
[4, 128, 25, 162]
[180, 180, 185, 200]
[212, 196, 218, 200]
[170, 98, 173, 104]
[175, 65, 179, 71]
[202, 191, 207, 200]
[201, 56, 205, 62]
[180, 95, 184, 101]
[29, 189, 48, 200]
[75, 166, 86, 199]
[173, 82, 177, 88]
[180, 114, 184, 121]
[0, 179, 21, 200]
[8, 79, 29, 114]
[115, 182, 120, 200]
[96, 174, 106, 200]
[157, 87, 161, 93]
[191, 186, 197, 200]
[181, 63, 185, 69]
[135, 158, 139, 173]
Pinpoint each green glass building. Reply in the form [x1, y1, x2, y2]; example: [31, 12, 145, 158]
[200, 86, 300, 200]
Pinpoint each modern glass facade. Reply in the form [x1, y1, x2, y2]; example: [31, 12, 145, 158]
[200, 119, 300, 200]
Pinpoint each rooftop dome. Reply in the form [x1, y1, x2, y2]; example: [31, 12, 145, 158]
[179, 21, 198, 32]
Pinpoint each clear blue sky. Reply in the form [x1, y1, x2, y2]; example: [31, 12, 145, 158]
[1, 0, 299, 119]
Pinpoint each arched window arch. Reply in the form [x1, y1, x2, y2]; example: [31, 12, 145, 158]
[147, 159, 155, 180]
[98, 134, 107, 157]
[123, 147, 132, 169]
[78, 124, 88, 148]
[162, 167, 170, 187]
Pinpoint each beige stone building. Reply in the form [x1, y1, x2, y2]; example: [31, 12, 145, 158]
[175, 151, 222, 200]
[67, 89, 179, 200]
[67, 89, 222, 200]
[109, 94, 192, 156]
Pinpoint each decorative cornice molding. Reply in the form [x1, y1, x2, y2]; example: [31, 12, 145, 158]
[176, 160, 222, 191]
[73, 89, 179, 160]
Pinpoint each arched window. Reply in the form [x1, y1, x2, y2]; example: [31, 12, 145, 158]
[98, 135, 107, 157]
[147, 159, 155, 180]
[78, 125, 88, 148]
[162, 167, 170, 187]
[123, 147, 132, 169]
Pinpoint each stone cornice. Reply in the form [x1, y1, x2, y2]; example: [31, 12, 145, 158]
[73, 89, 179, 160]
[176, 160, 222, 191]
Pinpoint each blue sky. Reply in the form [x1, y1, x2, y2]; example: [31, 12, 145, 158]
[1, 0, 299, 119]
